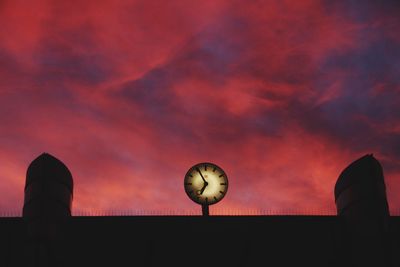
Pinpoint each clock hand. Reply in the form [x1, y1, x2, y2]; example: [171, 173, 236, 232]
[197, 182, 208, 195]
[199, 183, 207, 194]
[196, 168, 207, 183]
[195, 167, 208, 195]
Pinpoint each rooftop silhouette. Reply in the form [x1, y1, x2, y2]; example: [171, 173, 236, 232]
[0, 153, 398, 266]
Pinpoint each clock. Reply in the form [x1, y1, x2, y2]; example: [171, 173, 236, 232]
[184, 162, 228, 206]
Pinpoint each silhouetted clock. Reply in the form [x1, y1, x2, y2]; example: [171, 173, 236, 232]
[184, 162, 228, 216]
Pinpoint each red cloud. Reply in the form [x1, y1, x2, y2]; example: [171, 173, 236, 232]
[0, 0, 399, 216]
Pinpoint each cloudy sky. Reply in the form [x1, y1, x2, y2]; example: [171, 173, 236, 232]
[0, 0, 399, 215]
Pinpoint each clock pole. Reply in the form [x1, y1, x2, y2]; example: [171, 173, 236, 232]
[202, 204, 209, 216]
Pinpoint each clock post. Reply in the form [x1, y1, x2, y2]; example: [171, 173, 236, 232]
[202, 204, 209, 217]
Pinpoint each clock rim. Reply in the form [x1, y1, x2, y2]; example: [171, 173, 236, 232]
[184, 162, 228, 206]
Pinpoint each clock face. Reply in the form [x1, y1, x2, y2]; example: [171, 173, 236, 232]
[184, 162, 228, 205]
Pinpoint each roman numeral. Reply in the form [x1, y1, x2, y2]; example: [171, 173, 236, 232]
[220, 183, 226, 185]
[214, 196, 218, 202]
[219, 174, 224, 177]
[185, 183, 192, 185]
[204, 165, 207, 171]
[219, 191, 224, 195]
[213, 167, 216, 172]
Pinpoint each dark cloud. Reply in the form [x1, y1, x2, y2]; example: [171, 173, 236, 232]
[33, 31, 113, 85]
[326, 0, 400, 23]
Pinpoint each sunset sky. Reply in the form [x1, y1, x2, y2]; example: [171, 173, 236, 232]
[0, 0, 399, 216]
